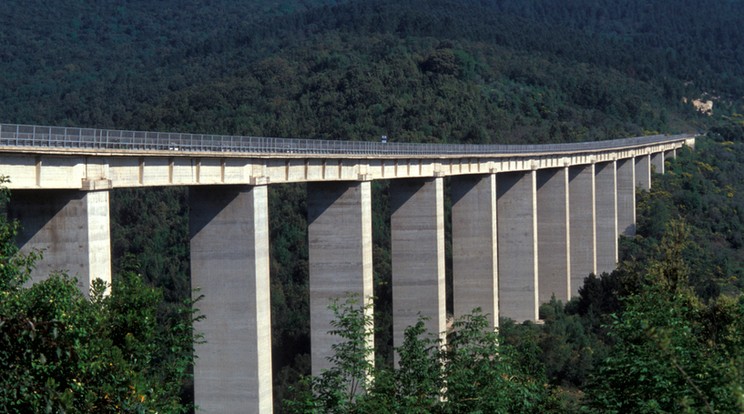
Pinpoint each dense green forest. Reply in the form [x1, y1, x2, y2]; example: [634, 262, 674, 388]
[4, 0, 741, 139]
[2, 0, 744, 411]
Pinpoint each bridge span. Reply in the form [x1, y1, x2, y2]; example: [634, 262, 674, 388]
[1, 124, 694, 413]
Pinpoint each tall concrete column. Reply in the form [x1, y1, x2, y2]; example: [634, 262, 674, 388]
[569, 164, 596, 295]
[190, 185, 272, 414]
[452, 174, 498, 328]
[391, 177, 446, 349]
[536, 167, 570, 303]
[308, 181, 373, 376]
[665, 149, 677, 161]
[635, 154, 651, 190]
[595, 161, 618, 275]
[617, 158, 636, 236]
[650, 152, 664, 175]
[497, 171, 538, 322]
[10, 189, 112, 294]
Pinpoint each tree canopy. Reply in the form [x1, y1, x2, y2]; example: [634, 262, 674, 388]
[0, 178, 197, 413]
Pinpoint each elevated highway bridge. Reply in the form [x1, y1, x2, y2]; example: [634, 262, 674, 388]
[0, 123, 695, 413]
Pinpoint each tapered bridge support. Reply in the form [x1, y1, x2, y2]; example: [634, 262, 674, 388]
[536, 167, 570, 303]
[617, 158, 636, 236]
[569, 165, 596, 295]
[595, 161, 618, 275]
[307, 181, 374, 377]
[452, 174, 499, 328]
[635, 154, 651, 191]
[391, 177, 446, 352]
[664, 149, 677, 162]
[10, 189, 112, 294]
[190, 185, 273, 414]
[650, 152, 664, 175]
[497, 171, 539, 322]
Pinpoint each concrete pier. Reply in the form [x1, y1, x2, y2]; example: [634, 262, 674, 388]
[595, 161, 618, 275]
[536, 167, 570, 303]
[569, 165, 596, 294]
[190, 185, 273, 414]
[307, 181, 374, 376]
[650, 152, 664, 175]
[451, 174, 499, 328]
[391, 177, 446, 348]
[617, 158, 636, 236]
[665, 149, 677, 161]
[635, 154, 651, 190]
[497, 171, 539, 321]
[10, 189, 112, 294]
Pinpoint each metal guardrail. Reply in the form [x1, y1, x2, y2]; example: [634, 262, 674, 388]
[0, 124, 693, 156]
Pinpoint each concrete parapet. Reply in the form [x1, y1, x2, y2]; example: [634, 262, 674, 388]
[391, 177, 446, 351]
[497, 171, 539, 322]
[10, 189, 112, 294]
[190, 185, 273, 414]
[307, 181, 374, 376]
[452, 174, 499, 328]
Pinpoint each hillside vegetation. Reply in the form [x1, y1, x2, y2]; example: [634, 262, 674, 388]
[4, 0, 741, 140]
[2, 0, 744, 411]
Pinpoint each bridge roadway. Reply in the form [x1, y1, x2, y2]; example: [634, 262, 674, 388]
[0, 123, 694, 413]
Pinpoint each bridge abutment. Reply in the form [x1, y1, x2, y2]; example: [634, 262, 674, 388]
[10, 189, 112, 294]
[189, 185, 273, 414]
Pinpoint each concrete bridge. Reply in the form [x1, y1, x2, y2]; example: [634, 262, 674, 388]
[0, 124, 694, 413]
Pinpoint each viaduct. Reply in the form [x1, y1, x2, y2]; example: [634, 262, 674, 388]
[0, 124, 694, 413]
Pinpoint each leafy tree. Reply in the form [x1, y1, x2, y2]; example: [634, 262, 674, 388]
[537, 298, 601, 389]
[583, 221, 744, 413]
[0, 177, 39, 292]
[0, 178, 197, 413]
[369, 320, 441, 413]
[283, 295, 375, 414]
[284, 297, 556, 413]
[440, 311, 553, 414]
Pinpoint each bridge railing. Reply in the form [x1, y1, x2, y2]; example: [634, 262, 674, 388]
[0, 124, 693, 156]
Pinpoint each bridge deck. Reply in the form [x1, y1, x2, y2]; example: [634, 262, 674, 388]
[0, 123, 695, 189]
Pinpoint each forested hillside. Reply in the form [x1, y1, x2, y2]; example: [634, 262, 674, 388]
[3, 0, 740, 140]
[2, 0, 744, 411]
